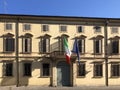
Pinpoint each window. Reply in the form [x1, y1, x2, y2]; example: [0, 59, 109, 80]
[22, 38, 32, 53]
[59, 37, 64, 52]
[42, 25, 49, 31]
[111, 40, 119, 54]
[4, 38, 15, 52]
[24, 63, 32, 76]
[60, 25, 67, 32]
[59, 36, 69, 52]
[5, 23, 12, 30]
[39, 38, 50, 53]
[24, 24, 31, 31]
[111, 27, 118, 34]
[42, 63, 50, 76]
[111, 63, 120, 77]
[94, 63, 103, 77]
[94, 39, 102, 54]
[94, 26, 101, 33]
[3, 62, 13, 76]
[78, 39, 85, 54]
[77, 62, 85, 77]
[77, 26, 84, 33]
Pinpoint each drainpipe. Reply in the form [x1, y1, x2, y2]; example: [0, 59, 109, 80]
[15, 18, 19, 87]
[104, 19, 109, 86]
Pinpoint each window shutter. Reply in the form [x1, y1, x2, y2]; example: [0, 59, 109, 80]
[40, 38, 43, 52]
[28, 38, 31, 52]
[11, 38, 15, 51]
[2, 63, 6, 76]
[22, 38, 25, 52]
[46, 38, 50, 52]
[81, 40, 84, 53]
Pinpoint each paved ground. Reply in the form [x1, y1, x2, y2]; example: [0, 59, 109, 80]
[0, 86, 120, 90]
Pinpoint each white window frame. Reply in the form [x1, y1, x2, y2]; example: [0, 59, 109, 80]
[42, 24, 49, 32]
[94, 39, 102, 54]
[78, 39, 85, 54]
[22, 38, 31, 53]
[111, 27, 118, 34]
[23, 23, 31, 31]
[77, 25, 84, 33]
[5, 23, 12, 30]
[3, 37, 15, 52]
[94, 26, 101, 33]
[60, 25, 67, 32]
[39, 38, 50, 53]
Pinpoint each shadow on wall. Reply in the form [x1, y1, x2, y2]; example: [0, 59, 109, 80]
[1, 61, 16, 86]
[50, 41, 59, 52]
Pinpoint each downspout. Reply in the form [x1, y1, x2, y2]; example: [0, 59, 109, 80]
[104, 19, 109, 86]
[15, 18, 19, 87]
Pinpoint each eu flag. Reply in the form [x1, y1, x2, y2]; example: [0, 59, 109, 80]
[72, 38, 80, 65]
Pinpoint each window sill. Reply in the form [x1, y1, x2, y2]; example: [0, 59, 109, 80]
[39, 52, 50, 54]
[77, 76, 86, 78]
[23, 76, 32, 77]
[93, 53, 102, 55]
[39, 76, 51, 78]
[110, 76, 120, 78]
[111, 54, 119, 55]
[92, 76, 103, 78]
[3, 76, 13, 78]
[3, 51, 14, 54]
[21, 52, 32, 54]
[80, 53, 85, 55]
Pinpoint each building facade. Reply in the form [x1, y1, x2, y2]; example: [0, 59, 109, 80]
[0, 14, 120, 86]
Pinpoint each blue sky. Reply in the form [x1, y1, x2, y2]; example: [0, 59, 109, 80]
[0, 0, 120, 18]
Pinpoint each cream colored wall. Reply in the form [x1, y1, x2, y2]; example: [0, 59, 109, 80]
[76, 60, 106, 86]
[0, 21, 120, 86]
[0, 22, 16, 56]
[18, 58, 51, 86]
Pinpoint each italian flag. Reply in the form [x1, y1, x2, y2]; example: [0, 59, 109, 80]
[64, 37, 71, 64]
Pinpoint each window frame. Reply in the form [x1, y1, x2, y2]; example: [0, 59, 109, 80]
[5, 23, 12, 31]
[3, 62, 13, 77]
[111, 40, 119, 55]
[111, 63, 120, 77]
[94, 39, 102, 55]
[77, 62, 86, 77]
[94, 26, 101, 33]
[93, 62, 103, 78]
[111, 27, 118, 34]
[58, 36, 68, 53]
[78, 39, 85, 54]
[60, 25, 67, 32]
[23, 24, 31, 31]
[39, 37, 50, 53]
[42, 24, 49, 32]
[22, 37, 32, 53]
[77, 26, 84, 33]
[23, 62, 32, 77]
[3, 37, 15, 53]
[41, 63, 50, 77]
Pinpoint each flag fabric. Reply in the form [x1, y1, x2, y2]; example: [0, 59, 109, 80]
[72, 38, 80, 65]
[63, 37, 71, 64]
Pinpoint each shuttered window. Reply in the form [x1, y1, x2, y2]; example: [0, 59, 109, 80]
[94, 63, 103, 77]
[4, 38, 15, 52]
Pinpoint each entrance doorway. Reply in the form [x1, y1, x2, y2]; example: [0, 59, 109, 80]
[57, 61, 70, 86]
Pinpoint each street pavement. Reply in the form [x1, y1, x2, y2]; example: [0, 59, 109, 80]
[0, 85, 120, 90]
